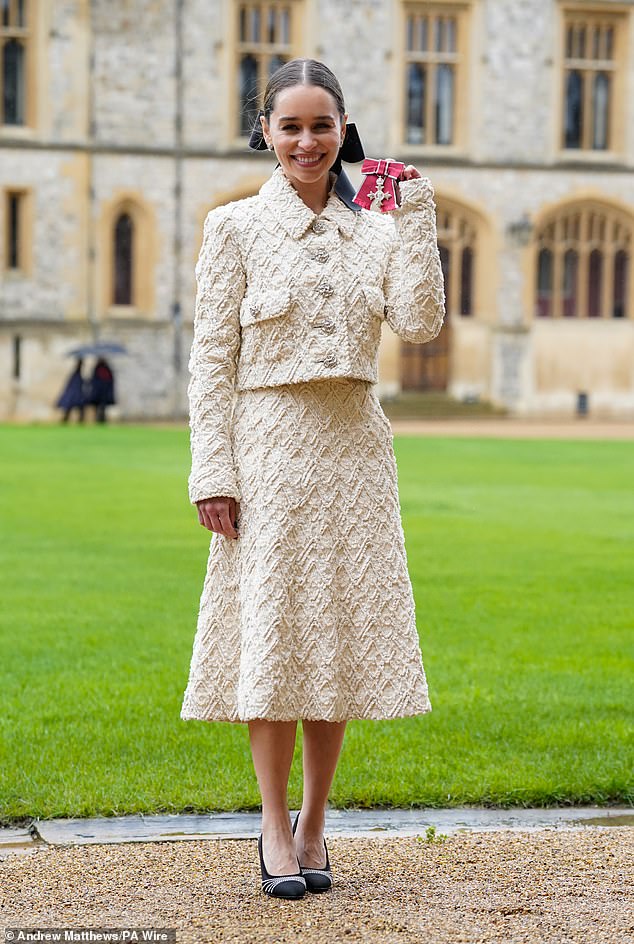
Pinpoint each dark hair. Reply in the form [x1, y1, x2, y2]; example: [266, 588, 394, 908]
[261, 58, 345, 121]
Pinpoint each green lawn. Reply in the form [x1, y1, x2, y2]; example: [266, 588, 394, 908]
[1, 423, 632, 825]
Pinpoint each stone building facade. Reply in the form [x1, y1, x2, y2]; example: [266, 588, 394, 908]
[1, 0, 633, 420]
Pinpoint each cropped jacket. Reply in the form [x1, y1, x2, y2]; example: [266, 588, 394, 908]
[187, 165, 446, 504]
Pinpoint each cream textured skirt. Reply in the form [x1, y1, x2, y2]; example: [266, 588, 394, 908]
[180, 377, 432, 723]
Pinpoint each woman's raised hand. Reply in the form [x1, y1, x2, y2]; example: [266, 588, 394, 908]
[400, 165, 422, 181]
[196, 496, 240, 539]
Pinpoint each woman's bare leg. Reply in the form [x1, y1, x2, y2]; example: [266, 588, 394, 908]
[248, 719, 300, 874]
[294, 720, 347, 868]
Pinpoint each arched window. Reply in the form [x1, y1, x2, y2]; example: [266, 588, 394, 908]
[613, 250, 629, 319]
[588, 249, 603, 317]
[104, 197, 154, 316]
[400, 200, 479, 391]
[460, 245, 473, 315]
[113, 213, 133, 305]
[1, 0, 28, 125]
[534, 204, 632, 319]
[5, 189, 24, 270]
[562, 249, 578, 317]
[436, 206, 477, 318]
[537, 248, 554, 317]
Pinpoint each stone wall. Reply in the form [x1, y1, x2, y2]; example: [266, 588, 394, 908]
[1, 0, 634, 421]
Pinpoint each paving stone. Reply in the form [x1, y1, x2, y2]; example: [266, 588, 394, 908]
[31, 806, 634, 847]
[0, 827, 38, 861]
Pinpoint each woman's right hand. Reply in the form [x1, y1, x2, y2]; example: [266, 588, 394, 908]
[196, 496, 240, 539]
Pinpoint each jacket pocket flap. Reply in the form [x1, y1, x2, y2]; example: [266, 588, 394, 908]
[240, 287, 292, 327]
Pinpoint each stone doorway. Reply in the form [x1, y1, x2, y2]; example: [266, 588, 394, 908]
[400, 244, 452, 391]
[400, 322, 451, 391]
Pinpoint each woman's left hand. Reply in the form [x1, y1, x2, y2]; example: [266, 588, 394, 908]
[400, 165, 422, 181]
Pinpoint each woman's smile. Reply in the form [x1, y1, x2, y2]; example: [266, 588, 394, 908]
[291, 154, 326, 167]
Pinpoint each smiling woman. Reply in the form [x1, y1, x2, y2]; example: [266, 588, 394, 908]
[180, 57, 445, 900]
[259, 84, 348, 214]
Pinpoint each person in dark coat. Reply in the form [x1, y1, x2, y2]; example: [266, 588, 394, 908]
[89, 357, 116, 423]
[55, 358, 88, 423]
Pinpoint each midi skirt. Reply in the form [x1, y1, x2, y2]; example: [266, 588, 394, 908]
[180, 376, 432, 723]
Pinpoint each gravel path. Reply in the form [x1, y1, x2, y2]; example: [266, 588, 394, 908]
[388, 419, 634, 439]
[1, 828, 632, 943]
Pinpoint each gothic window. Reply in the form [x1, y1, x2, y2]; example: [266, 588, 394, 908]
[613, 250, 628, 319]
[1, 0, 28, 125]
[537, 248, 554, 318]
[588, 249, 603, 317]
[534, 205, 631, 319]
[435, 205, 477, 317]
[13, 333, 21, 379]
[4, 189, 24, 269]
[236, 2, 296, 138]
[404, 4, 462, 146]
[113, 213, 133, 306]
[562, 249, 579, 317]
[400, 199, 479, 391]
[562, 12, 622, 152]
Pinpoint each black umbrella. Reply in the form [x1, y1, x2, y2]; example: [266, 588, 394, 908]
[65, 342, 128, 358]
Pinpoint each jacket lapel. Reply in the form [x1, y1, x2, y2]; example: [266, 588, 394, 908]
[259, 166, 359, 240]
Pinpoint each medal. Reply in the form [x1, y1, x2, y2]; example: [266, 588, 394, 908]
[352, 159, 406, 213]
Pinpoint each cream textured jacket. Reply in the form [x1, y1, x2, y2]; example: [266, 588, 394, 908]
[188, 165, 446, 505]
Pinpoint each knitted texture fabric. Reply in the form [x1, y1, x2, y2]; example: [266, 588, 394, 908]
[180, 167, 444, 723]
[180, 376, 432, 723]
[187, 167, 445, 504]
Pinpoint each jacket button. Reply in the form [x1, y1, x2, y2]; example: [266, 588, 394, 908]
[250, 303, 261, 317]
[321, 320, 335, 334]
[322, 353, 337, 368]
[316, 280, 334, 296]
[312, 247, 329, 263]
[312, 219, 327, 234]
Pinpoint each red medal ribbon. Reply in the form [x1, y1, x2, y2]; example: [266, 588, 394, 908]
[352, 158, 406, 212]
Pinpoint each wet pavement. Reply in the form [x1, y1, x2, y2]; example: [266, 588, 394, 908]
[2, 806, 631, 859]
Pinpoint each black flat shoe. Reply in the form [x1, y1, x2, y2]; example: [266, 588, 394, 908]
[258, 833, 306, 899]
[292, 811, 333, 893]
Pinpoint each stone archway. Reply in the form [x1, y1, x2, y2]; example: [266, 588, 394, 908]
[400, 198, 480, 391]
